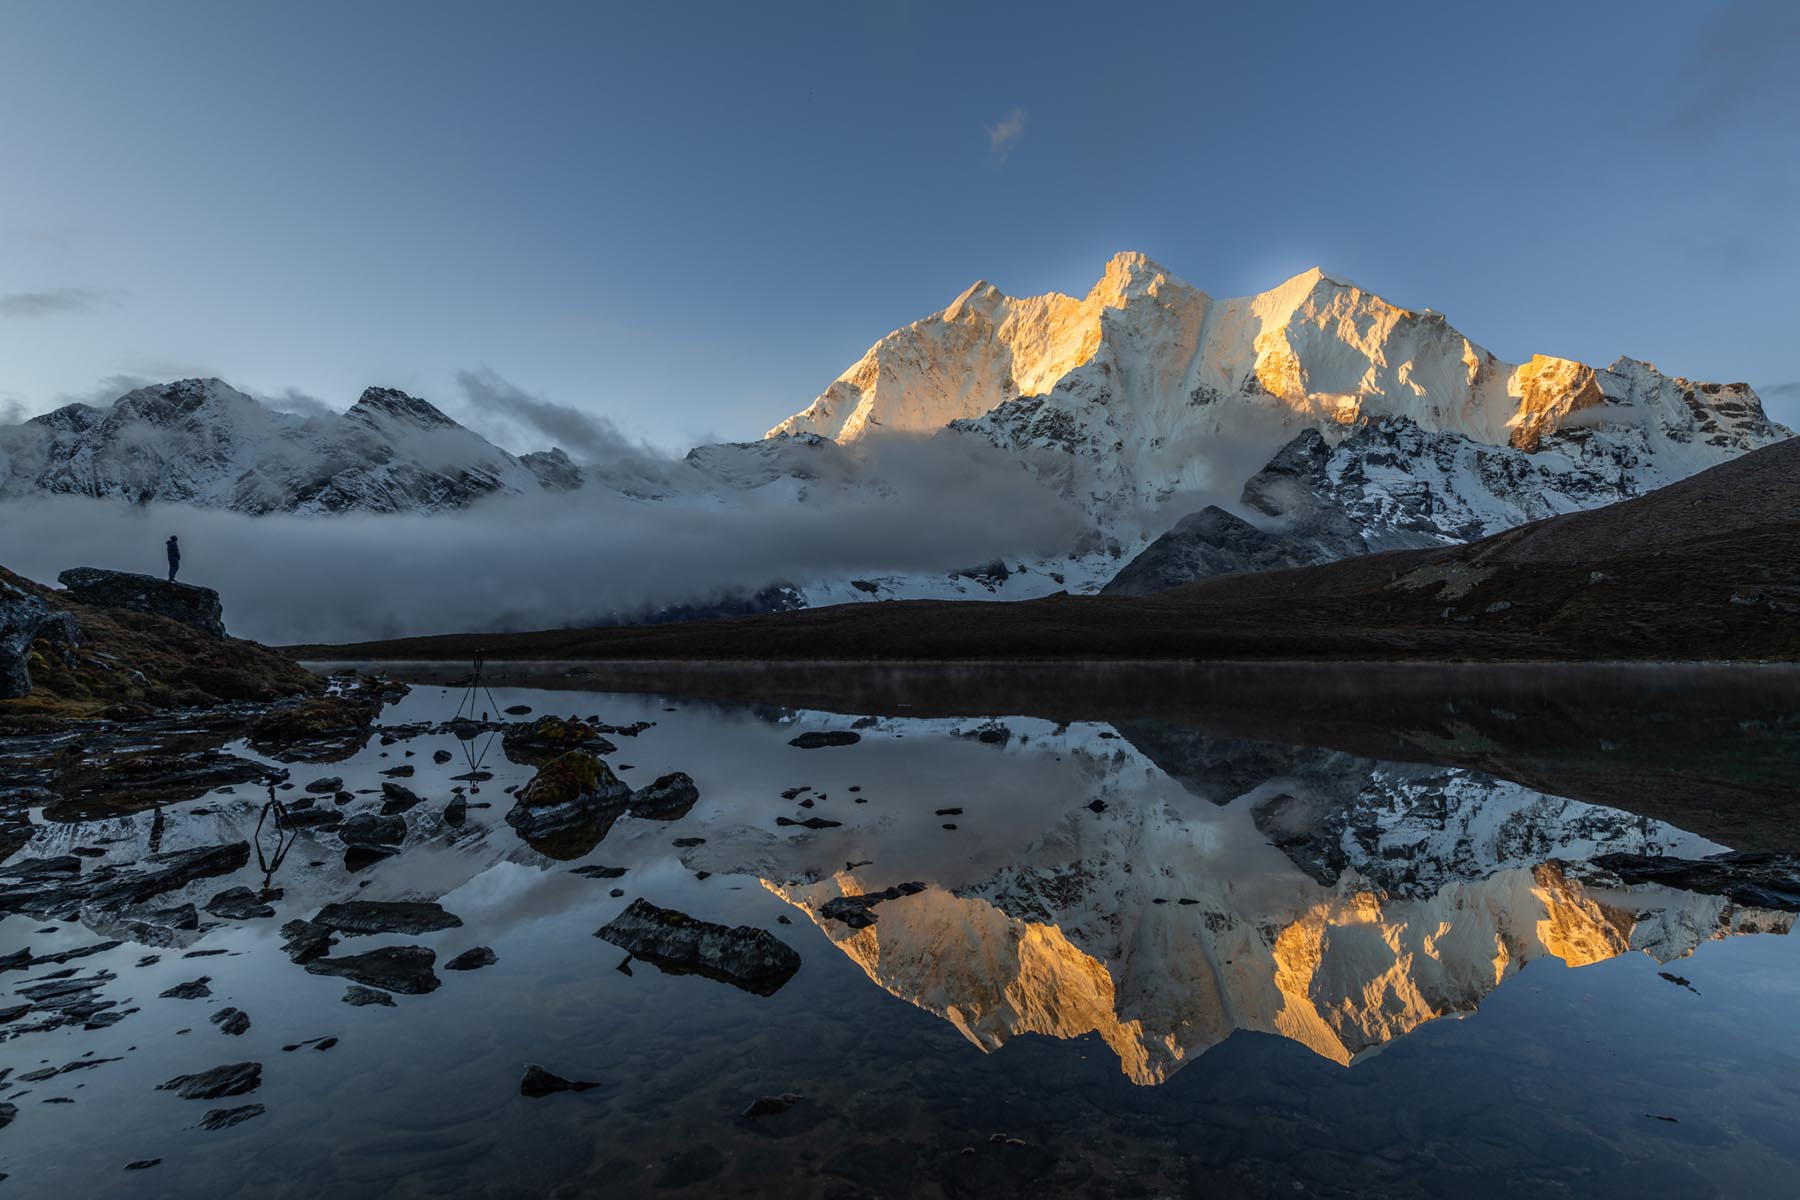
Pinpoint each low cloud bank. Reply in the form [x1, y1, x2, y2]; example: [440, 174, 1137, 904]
[0, 438, 1087, 645]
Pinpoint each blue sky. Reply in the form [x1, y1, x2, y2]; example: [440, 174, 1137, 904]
[2, 0, 1796, 448]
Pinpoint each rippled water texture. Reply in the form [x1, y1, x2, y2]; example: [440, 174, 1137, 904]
[2, 664, 1798, 1197]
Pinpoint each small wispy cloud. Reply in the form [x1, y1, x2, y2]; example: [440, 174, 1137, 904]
[0, 286, 118, 319]
[455, 367, 644, 463]
[984, 106, 1027, 165]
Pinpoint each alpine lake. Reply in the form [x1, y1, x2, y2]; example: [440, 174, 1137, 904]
[2, 662, 1797, 1198]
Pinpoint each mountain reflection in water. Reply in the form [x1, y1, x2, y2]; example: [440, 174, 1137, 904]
[2, 662, 1796, 1197]
[766, 718, 1787, 1083]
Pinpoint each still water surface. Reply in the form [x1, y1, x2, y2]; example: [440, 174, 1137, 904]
[2, 665, 1798, 1197]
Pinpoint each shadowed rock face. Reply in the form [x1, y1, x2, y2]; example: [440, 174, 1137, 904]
[1102, 506, 1330, 596]
[56, 568, 226, 637]
[1, 576, 56, 697]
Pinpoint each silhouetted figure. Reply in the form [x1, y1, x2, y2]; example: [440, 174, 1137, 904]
[166, 535, 181, 583]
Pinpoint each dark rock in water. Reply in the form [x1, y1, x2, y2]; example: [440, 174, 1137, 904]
[1591, 851, 1800, 911]
[520, 1065, 598, 1098]
[775, 816, 842, 830]
[1087, 799, 1108, 813]
[343, 984, 396, 1007]
[788, 731, 860, 749]
[443, 797, 467, 826]
[595, 898, 801, 996]
[781, 787, 811, 800]
[819, 882, 927, 929]
[627, 772, 700, 820]
[504, 705, 532, 716]
[276, 805, 342, 831]
[55, 752, 270, 816]
[505, 751, 631, 859]
[125, 1159, 161, 1170]
[571, 864, 627, 879]
[57, 567, 226, 636]
[333, 791, 354, 806]
[610, 888, 625, 898]
[0, 1101, 19, 1129]
[90, 900, 201, 948]
[445, 946, 496, 971]
[304, 776, 344, 794]
[210, 1006, 250, 1036]
[380, 764, 415, 779]
[343, 845, 396, 873]
[247, 697, 378, 761]
[432, 749, 454, 764]
[159, 975, 212, 1000]
[157, 1061, 261, 1100]
[313, 900, 462, 937]
[672, 836, 706, 847]
[502, 716, 617, 766]
[797, 798, 814, 808]
[279, 920, 337, 964]
[935, 807, 963, 816]
[379, 782, 424, 815]
[315, 1037, 337, 1050]
[741, 1092, 804, 1120]
[305, 945, 440, 994]
[1101, 505, 1337, 596]
[339, 812, 406, 849]
[198, 1103, 265, 1130]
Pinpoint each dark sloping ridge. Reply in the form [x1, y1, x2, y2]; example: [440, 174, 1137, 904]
[292, 437, 1800, 664]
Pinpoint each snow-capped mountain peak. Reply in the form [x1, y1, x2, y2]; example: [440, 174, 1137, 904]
[0, 378, 569, 514]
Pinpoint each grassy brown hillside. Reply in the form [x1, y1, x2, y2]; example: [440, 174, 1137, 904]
[1, 566, 322, 722]
[292, 437, 1800, 665]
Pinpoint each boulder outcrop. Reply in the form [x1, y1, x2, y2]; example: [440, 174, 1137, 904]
[56, 568, 226, 636]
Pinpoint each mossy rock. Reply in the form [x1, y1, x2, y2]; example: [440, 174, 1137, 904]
[501, 716, 617, 766]
[514, 750, 629, 810]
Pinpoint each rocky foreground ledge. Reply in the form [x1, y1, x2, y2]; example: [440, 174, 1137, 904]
[0, 565, 318, 717]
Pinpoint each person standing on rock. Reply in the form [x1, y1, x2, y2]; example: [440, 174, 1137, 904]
[166, 535, 181, 583]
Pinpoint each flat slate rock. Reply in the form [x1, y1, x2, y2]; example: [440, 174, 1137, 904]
[445, 946, 496, 971]
[312, 901, 462, 937]
[595, 898, 800, 996]
[520, 1065, 598, 1098]
[205, 886, 277, 921]
[159, 976, 212, 1000]
[819, 882, 927, 930]
[342, 984, 396, 1007]
[570, 864, 627, 879]
[304, 945, 440, 994]
[210, 1006, 250, 1036]
[787, 731, 860, 750]
[157, 1061, 261, 1100]
[198, 1103, 265, 1130]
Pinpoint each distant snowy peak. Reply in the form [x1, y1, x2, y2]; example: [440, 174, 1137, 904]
[0, 378, 573, 514]
[768, 252, 1787, 492]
